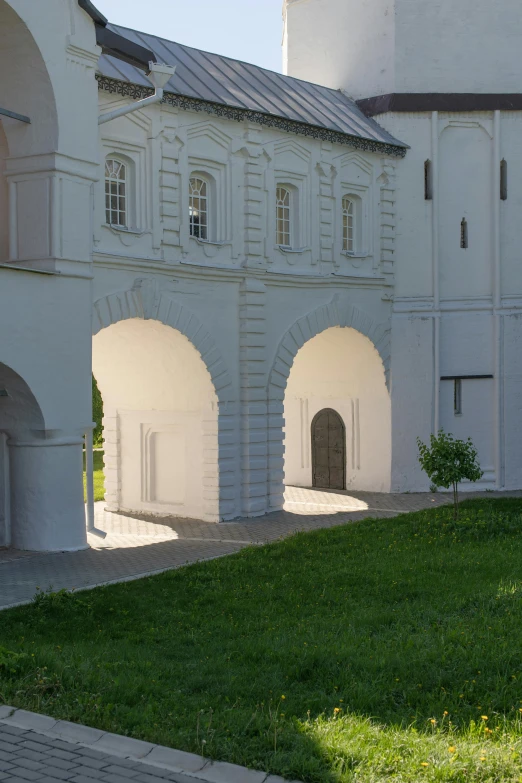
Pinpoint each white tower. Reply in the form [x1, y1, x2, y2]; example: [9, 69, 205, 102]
[283, 0, 522, 98]
[284, 0, 522, 493]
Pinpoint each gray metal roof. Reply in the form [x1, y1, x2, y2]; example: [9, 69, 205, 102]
[97, 24, 407, 154]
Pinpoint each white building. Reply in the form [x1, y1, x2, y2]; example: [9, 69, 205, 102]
[0, 0, 521, 552]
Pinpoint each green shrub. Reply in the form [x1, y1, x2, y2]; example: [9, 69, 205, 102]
[92, 375, 103, 447]
[417, 430, 483, 518]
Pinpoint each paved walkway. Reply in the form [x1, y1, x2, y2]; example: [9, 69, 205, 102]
[0, 706, 289, 783]
[0, 486, 520, 610]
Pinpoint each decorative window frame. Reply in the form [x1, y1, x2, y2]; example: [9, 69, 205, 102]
[333, 152, 375, 268]
[181, 157, 230, 249]
[105, 158, 128, 229]
[341, 193, 363, 255]
[339, 183, 371, 258]
[189, 174, 211, 241]
[99, 138, 148, 236]
[268, 170, 310, 258]
[275, 183, 297, 249]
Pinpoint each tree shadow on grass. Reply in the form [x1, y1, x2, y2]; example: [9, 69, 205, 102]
[1, 498, 522, 781]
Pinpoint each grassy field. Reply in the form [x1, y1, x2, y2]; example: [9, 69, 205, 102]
[82, 449, 105, 502]
[1, 499, 522, 782]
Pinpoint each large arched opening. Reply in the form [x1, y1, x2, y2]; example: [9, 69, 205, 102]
[283, 327, 391, 495]
[92, 318, 220, 522]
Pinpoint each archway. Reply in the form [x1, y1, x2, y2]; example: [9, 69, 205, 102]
[283, 327, 391, 494]
[0, 1, 58, 158]
[93, 319, 220, 522]
[0, 362, 44, 548]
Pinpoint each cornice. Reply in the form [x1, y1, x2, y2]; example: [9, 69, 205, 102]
[93, 253, 389, 289]
[96, 75, 407, 159]
[358, 92, 522, 117]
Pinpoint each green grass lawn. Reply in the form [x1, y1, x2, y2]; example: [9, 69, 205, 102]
[2, 499, 522, 782]
[82, 449, 105, 502]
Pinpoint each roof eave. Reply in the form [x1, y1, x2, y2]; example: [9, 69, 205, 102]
[96, 73, 408, 157]
[95, 25, 155, 72]
[78, 0, 107, 27]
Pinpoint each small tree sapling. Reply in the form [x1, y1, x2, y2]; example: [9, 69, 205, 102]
[417, 430, 483, 519]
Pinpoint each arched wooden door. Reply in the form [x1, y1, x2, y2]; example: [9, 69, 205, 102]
[311, 408, 346, 490]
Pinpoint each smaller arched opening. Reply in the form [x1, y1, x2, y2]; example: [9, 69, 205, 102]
[0, 362, 44, 547]
[283, 327, 391, 493]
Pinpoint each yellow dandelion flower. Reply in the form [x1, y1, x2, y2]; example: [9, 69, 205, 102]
[480, 756, 487, 762]
[430, 719, 437, 725]
[334, 707, 341, 714]
[449, 747, 456, 753]
[443, 711, 449, 716]
[481, 715, 488, 721]
[281, 695, 286, 700]
[421, 762, 429, 767]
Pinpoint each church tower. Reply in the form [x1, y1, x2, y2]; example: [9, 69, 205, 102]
[284, 0, 522, 494]
[283, 0, 522, 98]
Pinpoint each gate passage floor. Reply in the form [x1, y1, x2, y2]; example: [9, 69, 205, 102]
[0, 486, 519, 610]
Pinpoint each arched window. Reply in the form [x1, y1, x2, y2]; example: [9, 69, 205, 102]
[342, 196, 355, 253]
[189, 177, 209, 240]
[105, 158, 127, 227]
[276, 186, 292, 247]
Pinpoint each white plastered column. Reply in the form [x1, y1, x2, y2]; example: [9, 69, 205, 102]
[9, 436, 87, 552]
[0, 0, 102, 551]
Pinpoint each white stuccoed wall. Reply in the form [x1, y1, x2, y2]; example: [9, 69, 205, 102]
[283, 0, 522, 97]
[0, 124, 7, 263]
[284, 0, 522, 492]
[0, 0, 100, 550]
[92, 88, 397, 518]
[284, 328, 391, 491]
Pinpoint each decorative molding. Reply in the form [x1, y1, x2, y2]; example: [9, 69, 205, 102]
[239, 279, 269, 516]
[268, 297, 391, 394]
[379, 158, 397, 282]
[92, 279, 234, 403]
[96, 75, 407, 158]
[357, 93, 522, 117]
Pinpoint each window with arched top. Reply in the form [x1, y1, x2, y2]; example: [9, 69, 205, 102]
[105, 158, 127, 228]
[342, 194, 364, 254]
[276, 186, 293, 247]
[342, 196, 355, 253]
[189, 177, 209, 240]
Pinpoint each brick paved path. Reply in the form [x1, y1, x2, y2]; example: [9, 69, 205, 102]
[0, 486, 520, 610]
[0, 707, 285, 783]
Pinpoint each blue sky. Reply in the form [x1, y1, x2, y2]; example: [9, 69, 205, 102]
[96, 0, 284, 73]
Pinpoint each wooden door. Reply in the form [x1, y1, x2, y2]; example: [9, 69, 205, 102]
[311, 408, 346, 490]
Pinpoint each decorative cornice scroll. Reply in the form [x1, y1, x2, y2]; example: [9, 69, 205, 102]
[96, 75, 407, 158]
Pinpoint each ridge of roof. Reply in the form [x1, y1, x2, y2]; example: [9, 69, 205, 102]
[97, 23, 407, 155]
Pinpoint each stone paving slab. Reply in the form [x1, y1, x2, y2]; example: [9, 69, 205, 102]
[1, 487, 521, 610]
[0, 707, 298, 783]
